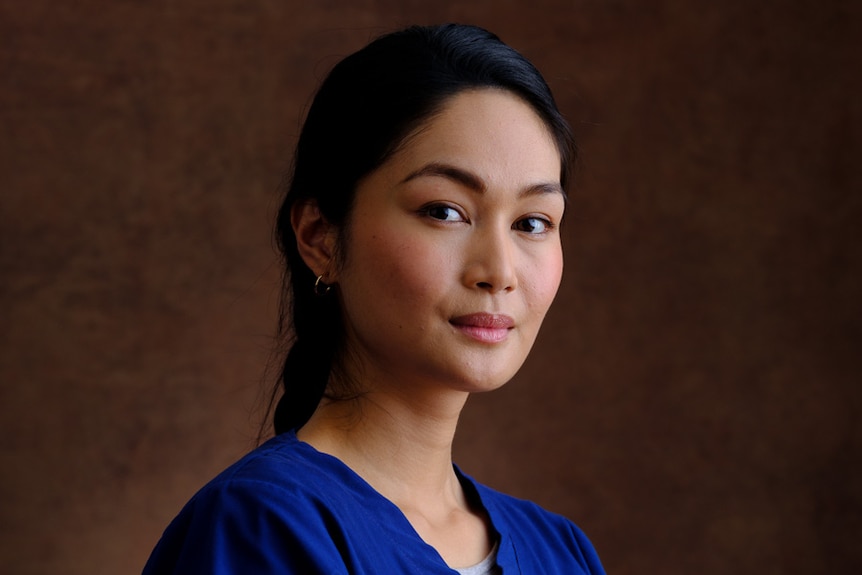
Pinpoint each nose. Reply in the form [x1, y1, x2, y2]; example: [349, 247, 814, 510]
[463, 224, 518, 293]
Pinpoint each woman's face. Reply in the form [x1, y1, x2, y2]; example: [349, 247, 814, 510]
[333, 89, 565, 395]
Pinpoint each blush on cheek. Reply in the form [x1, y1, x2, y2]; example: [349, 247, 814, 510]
[527, 257, 563, 306]
[370, 235, 445, 301]
[397, 255, 449, 302]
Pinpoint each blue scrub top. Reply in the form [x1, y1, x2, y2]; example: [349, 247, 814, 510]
[143, 432, 605, 574]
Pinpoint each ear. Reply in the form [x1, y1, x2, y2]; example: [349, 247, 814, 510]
[291, 200, 338, 279]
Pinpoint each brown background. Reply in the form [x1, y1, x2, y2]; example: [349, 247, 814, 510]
[1, 0, 860, 573]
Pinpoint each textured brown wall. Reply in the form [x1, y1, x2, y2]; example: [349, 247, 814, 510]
[1, 1, 859, 573]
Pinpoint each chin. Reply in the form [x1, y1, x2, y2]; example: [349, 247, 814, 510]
[453, 369, 519, 394]
[467, 381, 511, 394]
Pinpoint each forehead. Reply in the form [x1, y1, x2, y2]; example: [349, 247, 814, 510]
[383, 89, 562, 187]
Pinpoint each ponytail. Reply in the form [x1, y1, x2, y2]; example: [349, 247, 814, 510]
[272, 303, 339, 433]
[271, 209, 344, 434]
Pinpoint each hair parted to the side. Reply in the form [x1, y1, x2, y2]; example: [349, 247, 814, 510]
[270, 23, 576, 435]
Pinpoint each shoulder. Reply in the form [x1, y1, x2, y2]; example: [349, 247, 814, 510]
[177, 433, 344, 519]
[474, 479, 584, 536]
[184, 431, 377, 524]
[467, 475, 606, 575]
[204, 432, 340, 495]
[143, 433, 356, 574]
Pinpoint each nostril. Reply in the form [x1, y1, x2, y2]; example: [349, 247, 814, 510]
[476, 281, 493, 289]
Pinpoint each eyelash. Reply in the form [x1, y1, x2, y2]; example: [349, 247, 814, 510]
[422, 204, 465, 222]
[419, 203, 555, 234]
[514, 216, 555, 234]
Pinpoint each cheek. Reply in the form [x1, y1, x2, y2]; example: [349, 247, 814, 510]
[352, 229, 452, 305]
[524, 248, 564, 315]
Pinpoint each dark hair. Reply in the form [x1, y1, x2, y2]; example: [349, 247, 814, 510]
[270, 23, 576, 435]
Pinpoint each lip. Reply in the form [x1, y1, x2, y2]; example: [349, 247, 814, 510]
[450, 313, 515, 343]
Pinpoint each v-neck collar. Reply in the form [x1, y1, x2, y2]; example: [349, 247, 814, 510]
[283, 431, 521, 574]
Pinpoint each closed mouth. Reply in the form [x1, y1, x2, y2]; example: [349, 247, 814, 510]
[449, 313, 515, 329]
[449, 313, 514, 343]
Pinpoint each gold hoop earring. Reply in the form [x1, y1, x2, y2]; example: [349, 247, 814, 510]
[313, 274, 331, 296]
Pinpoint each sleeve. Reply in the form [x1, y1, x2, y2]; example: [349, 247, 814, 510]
[567, 520, 606, 575]
[142, 479, 348, 575]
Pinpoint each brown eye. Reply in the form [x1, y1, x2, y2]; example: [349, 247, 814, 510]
[514, 216, 551, 234]
[423, 204, 465, 222]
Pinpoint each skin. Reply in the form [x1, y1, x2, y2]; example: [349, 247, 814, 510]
[292, 88, 565, 568]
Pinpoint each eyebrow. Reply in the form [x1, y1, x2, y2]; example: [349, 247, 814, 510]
[401, 162, 564, 198]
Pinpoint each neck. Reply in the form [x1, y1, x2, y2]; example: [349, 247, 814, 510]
[297, 383, 470, 508]
[297, 374, 496, 569]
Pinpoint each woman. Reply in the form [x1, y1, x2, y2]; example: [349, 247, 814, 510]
[143, 24, 604, 574]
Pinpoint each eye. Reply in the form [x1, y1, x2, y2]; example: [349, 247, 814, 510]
[422, 204, 466, 222]
[513, 216, 553, 234]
